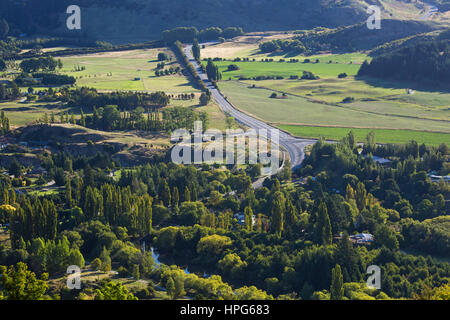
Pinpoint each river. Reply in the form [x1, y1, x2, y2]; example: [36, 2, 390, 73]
[146, 243, 211, 278]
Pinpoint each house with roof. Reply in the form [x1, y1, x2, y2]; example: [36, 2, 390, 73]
[350, 233, 374, 245]
[234, 213, 256, 227]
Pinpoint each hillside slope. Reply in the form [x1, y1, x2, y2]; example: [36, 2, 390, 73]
[1, 0, 441, 43]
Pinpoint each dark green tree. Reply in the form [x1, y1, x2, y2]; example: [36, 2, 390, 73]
[0, 19, 9, 39]
[192, 39, 201, 61]
[330, 264, 344, 300]
[271, 191, 284, 237]
[316, 202, 332, 245]
[0, 262, 48, 300]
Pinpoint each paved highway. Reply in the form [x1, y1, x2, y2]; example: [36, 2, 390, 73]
[183, 44, 317, 170]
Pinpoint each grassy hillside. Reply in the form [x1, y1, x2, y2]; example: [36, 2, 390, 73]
[293, 19, 444, 53]
[1, 0, 437, 43]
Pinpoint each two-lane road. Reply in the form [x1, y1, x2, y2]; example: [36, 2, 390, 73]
[183, 44, 317, 170]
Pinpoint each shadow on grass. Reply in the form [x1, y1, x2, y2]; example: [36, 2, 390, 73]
[356, 76, 450, 94]
[248, 50, 305, 59]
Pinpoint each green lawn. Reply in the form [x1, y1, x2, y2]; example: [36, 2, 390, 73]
[218, 81, 450, 135]
[279, 125, 450, 146]
[206, 60, 361, 79]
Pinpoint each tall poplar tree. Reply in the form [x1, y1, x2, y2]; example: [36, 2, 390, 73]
[244, 206, 253, 231]
[66, 181, 72, 207]
[192, 39, 201, 61]
[330, 264, 344, 300]
[317, 202, 332, 245]
[271, 191, 284, 237]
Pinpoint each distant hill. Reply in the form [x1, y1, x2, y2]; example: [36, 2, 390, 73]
[0, 0, 443, 43]
[370, 28, 450, 56]
[357, 39, 450, 86]
[294, 20, 445, 53]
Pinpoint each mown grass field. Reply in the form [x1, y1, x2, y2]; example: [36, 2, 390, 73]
[279, 125, 450, 146]
[60, 48, 200, 94]
[219, 81, 450, 144]
[205, 59, 361, 79]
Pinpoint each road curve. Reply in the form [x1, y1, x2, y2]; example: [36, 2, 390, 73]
[420, 3, 439, 20]
[183, 44, 317, 170]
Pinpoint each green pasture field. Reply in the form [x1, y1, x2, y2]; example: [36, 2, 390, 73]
[239, 77, 450, 121]
[342, 100, 450, 122]
[206, 59, 361, 79]
[2, 47, 231, 129]
[242, 77, 406, 103]
[244, 76, 450, 106]
[218, 81, 450, 134]
[59, 48, 232, 129]
[279, 125, 450, 146]
[201, 41, 370, 63]
[60, 48, 200, 94]
[230, 48, 370, 65]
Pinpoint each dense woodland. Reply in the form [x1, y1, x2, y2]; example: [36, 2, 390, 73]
[292, 20, 442, 54]
[80, 105, 208, 133]
[358, 40, 450, 85]
[162, 27, 244, 44]
[0, 129, 449, 299]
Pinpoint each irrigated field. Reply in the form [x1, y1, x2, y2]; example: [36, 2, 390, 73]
[279, 125, 450, 146]
[205, 59, 361, 79]
[219, 81, 450, 145]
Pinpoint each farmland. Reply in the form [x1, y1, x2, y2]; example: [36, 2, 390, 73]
[218, 81, 450, 145]
[279, 125, 450, 146]
[1, 48, 230, 130]
[204, 37, 449, 147]
[201, 40, 370, 63]
[204, 59, 361, 79]
[60, 48, 200, 93]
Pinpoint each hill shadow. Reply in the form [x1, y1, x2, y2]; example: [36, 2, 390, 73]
[356, 76, 450, 94]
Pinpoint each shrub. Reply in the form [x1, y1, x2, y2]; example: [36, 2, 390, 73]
[342, 97, 355, 103]
[301, 71, 319, 80]
[158, 52, 169, 61]
[227, 64, 240, 71]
